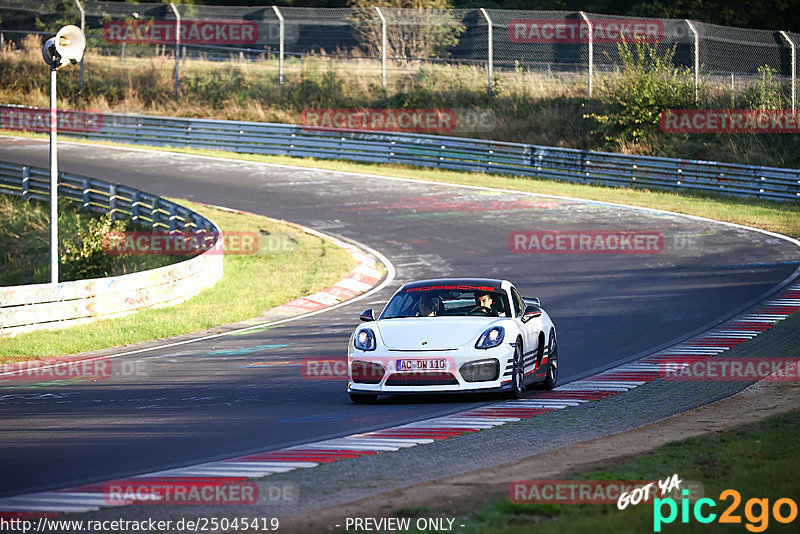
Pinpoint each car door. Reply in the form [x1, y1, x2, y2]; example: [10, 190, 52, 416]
[510, 285, 538, 370]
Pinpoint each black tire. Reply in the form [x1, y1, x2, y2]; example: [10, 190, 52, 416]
[541, 331, 558, 390]
[509, 342, 525, 399]
[349, 392, 378, 404]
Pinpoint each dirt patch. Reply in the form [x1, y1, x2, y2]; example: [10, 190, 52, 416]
[278, 373, 800, 533]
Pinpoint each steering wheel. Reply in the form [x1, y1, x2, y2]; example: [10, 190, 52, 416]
[468, 305, 494, 316]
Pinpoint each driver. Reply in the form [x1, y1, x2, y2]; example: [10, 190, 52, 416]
[474, 291, 503, 316]
[417, 292, 438, 316]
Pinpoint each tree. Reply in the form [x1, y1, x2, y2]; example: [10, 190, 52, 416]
[348, 0, 464, 60]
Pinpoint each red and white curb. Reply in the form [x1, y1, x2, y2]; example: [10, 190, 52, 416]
[1, 283, 797, 516]
[277, 243, 383, 314]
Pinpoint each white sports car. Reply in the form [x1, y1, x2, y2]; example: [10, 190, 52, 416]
[347, 278, 558, 403]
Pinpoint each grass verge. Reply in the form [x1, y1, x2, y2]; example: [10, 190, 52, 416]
[434, 408, 800, 534]
[0, 198, 357, 361]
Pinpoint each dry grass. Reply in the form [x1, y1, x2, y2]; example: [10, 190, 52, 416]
[2, 36, 800, 169]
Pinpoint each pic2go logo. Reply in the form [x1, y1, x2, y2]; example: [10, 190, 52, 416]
[653, 490, 798, 532]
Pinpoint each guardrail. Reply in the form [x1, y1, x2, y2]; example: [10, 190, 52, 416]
[0, 160, 223, 337]
[2, 105, 800, 202]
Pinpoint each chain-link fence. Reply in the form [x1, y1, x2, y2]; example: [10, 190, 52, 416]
[0, 1, 797, 109]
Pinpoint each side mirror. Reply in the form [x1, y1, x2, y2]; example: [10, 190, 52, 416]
[521, 304, 542, 323]
[524, 296, 541, 307]
[359, 308, 376, 322]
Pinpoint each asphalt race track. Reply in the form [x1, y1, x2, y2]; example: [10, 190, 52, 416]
[1, 136, 798, 499]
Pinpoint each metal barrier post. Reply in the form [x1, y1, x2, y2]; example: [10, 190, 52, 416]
[74, 0, 85, 90]
[375, 7, 387, 98]
[779, 31, 796, 113]
[480, 8, 493, 98]
[579, 12, 593, 98]
[108, 183, 117, 220]
[21, 166, 29, 202]
[151, 198, 160, 229]
[272, 6, 285, 91]
[131, 191, 140, 222]
[170, 2, 180, 97]
[82, 178, 91, 210]
[686, 20, 699, 103]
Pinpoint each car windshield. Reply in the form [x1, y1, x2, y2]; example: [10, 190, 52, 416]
[381, 287, 511, 318]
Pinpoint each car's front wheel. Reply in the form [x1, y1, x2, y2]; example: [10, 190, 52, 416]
[541, 331, 558, 390]
[510, 342, 526, 398]
[349, 392, 378, 404]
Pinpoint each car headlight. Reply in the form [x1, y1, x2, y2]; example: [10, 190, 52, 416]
[354, 328, 376, 351]
[475, 326, 504, 349]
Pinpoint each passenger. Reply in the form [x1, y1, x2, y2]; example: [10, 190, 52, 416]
[418, 293, 438, 316]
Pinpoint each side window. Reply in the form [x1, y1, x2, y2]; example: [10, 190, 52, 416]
[510, 287, 525, 317]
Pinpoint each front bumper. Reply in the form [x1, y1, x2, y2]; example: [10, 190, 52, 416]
[347, 344, 515, 394]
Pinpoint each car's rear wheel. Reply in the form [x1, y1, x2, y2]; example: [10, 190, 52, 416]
[349, 392, 378, 404]
[510, 342, 525, 398]
[541, 331, 558, 390]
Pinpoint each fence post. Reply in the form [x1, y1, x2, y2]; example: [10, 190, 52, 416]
[779, 31, 796, 113]
[685, 20, 699, 103]
[480, 8, 493, 98]
[579, 12, 593, 97]
[74, 0, 85, 90]
[170, 2, 180, 97]
[272, 6, 285, 92]
[374, 7, 387, 98]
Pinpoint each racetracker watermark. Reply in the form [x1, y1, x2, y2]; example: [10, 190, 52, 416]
[305, 357, 459, 381]
[660, 109, 800, 133]
[511, 479, 704, 505]
[0, 357, 111, 381]
[104, 231, 259, 256]
[510, 480, 658, 504]
[509, 230, 664, 254]
[303, 357, 348, 380]
[103, 480, 293, 505]
[0, 106, 102, 133]
[509, 19, 663, 43]
[103, 20, 258, 44]
[0, 358, 150, 381]
[300, 108, 496, 133]
[661, 358, 800, 381]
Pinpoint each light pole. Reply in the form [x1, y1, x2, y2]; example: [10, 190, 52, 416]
[42, 25, 86, 284]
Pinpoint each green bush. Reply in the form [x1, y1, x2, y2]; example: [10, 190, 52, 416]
[586, 43, 695, 146]
[59, 209, 131, 281]
[743, 65, 786, 110]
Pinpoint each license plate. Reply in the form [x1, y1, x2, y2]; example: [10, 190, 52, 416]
[396, 359, 447, 372]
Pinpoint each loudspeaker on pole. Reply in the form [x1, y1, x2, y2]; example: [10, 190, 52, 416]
[42, 25, 86, 69]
